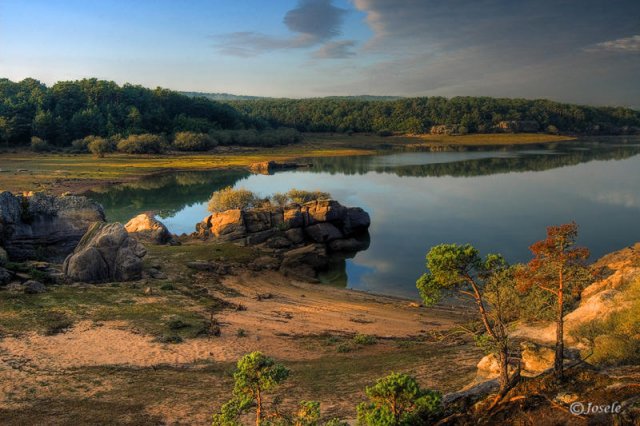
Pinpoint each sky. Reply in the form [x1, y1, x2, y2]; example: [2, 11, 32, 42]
[0, 0, 639, 107]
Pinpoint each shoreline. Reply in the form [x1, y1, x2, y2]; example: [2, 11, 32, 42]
[0, 132, 577, 195]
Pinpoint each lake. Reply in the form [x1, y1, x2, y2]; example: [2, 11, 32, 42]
[86, 137, 640, 298]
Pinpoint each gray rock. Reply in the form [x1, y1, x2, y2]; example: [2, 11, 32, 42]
[0, 191, 105, 261]
[0, 247, 8, 265]
[344, 207, 371, 235]
[24, 280, 46, 294]
[284, 228, 305, 244]
[63, 222, 146, 283]
[304, 223, 343, 243]
[329, 237, 369, 252]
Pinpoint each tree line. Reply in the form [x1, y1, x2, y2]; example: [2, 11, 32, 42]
[229, 97, 640, 134]
[0, 78, 299, 149]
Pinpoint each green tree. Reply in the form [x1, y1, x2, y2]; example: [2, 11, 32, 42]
[356, 373, 441, 426]
[516, 222, 590, 380]
[416, 244, 518, 394]
[212, 351, 290, 426]
[173, 131, 215, 151]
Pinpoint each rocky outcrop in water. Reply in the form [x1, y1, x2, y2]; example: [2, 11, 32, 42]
[196, 200, 369, 247]
[0, 191, 105, 262]
[195, 199, 370, 281]
[63, 222, 146, 283]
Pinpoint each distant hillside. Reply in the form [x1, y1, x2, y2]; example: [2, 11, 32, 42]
[181, 91, 267, 101]
[181, 92, 404, 102]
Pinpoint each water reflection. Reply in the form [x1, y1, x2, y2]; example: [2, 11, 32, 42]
[91, 137, 640, 297]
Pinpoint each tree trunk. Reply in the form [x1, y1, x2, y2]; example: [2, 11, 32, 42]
[256, 389, 262, 426]
[555, 268, 564, 381]
[498, 349, 509, 393]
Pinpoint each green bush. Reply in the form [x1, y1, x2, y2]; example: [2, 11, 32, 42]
[172, 131, 216, 151]
[207, 186, 260, 212]
[71, 137, 90, 153]
[30, 136, 50, 152]
[117, 133, 167, 154]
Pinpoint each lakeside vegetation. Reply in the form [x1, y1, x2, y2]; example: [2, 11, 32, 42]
[1, 77, 638, 155]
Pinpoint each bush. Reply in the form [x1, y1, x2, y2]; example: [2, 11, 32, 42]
[117, 133, 167, 154]
[87, 136, 115, 157]
[285, 188, 331, 204]
[207, 186, 260, 212]
[377, 129, 393, 137]
[71, 138, 90, 153]
[30, 137, 50, 152]
[172, 131, 216, 151]
[353, 334, 377, 345]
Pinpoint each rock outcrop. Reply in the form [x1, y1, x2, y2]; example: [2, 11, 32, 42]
[195, 199, 370, 281]
[0, 191, 105, 261]
[196, 200, 370, 247]
[63, 222, 146, 283]
[125, 213, 173, 244]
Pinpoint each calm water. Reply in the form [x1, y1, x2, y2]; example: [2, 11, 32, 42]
[87, 138, 640, 297]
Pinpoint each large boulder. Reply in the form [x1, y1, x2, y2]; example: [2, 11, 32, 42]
[199, 209, 246, 240]
[125, 213, 172, 244]
[280, 244, 329, 281]
[0, 191, 105, 261]
[63, 222, 146, 283]
[303, 200, 347, 225]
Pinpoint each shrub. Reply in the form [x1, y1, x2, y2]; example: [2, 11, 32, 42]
[207, 186, 260, 212]
[172, 131, 216, 151]
[357, 373, 442, 425]
[71, 138, 90, 153]
[116, 133, 167, 154]
[377, 129, 393, 137]
[286, 188, 331, 204]
[30, 137, 50, 152]
[87, 136, 115, 157]
[270, 192, 290, 207]
[353, 334, 377, 345]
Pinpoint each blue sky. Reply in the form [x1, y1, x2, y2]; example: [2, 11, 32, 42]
[1, 0, 639, 106]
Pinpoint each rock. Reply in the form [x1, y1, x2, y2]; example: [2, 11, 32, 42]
[148, 268, 167, 279]
[23, 280, 46, 294]
[265, 236, 292, 249]
[303, 200, 347, 225]
[476, 354, 501, 379]
[63, 222, 146, 283]
[5, 282, 24, 292]
[125, 213, 172, 244]
[200, 209, 246, 240]
[284, 228, 305, 244]
[0, 247, 7, 265]
[344, 207, 371, 235]
[329, 237, 369, 252]
[283, 206, 303, 228]
[0, 191, 105, 261]
[245, 229, 277, 245]
[0, 266, 12, 285]
[243, 209, 272, 233]
[304, 223, 343, 243]
[520, 342, 555, 376]
[280, 244, 328, 281]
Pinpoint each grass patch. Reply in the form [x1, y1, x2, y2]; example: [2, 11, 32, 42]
[353, 334, 377, 346]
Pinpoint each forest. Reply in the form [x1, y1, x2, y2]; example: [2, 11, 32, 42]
[1, 77, 640, 150]
[229, 97, 640, 134]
